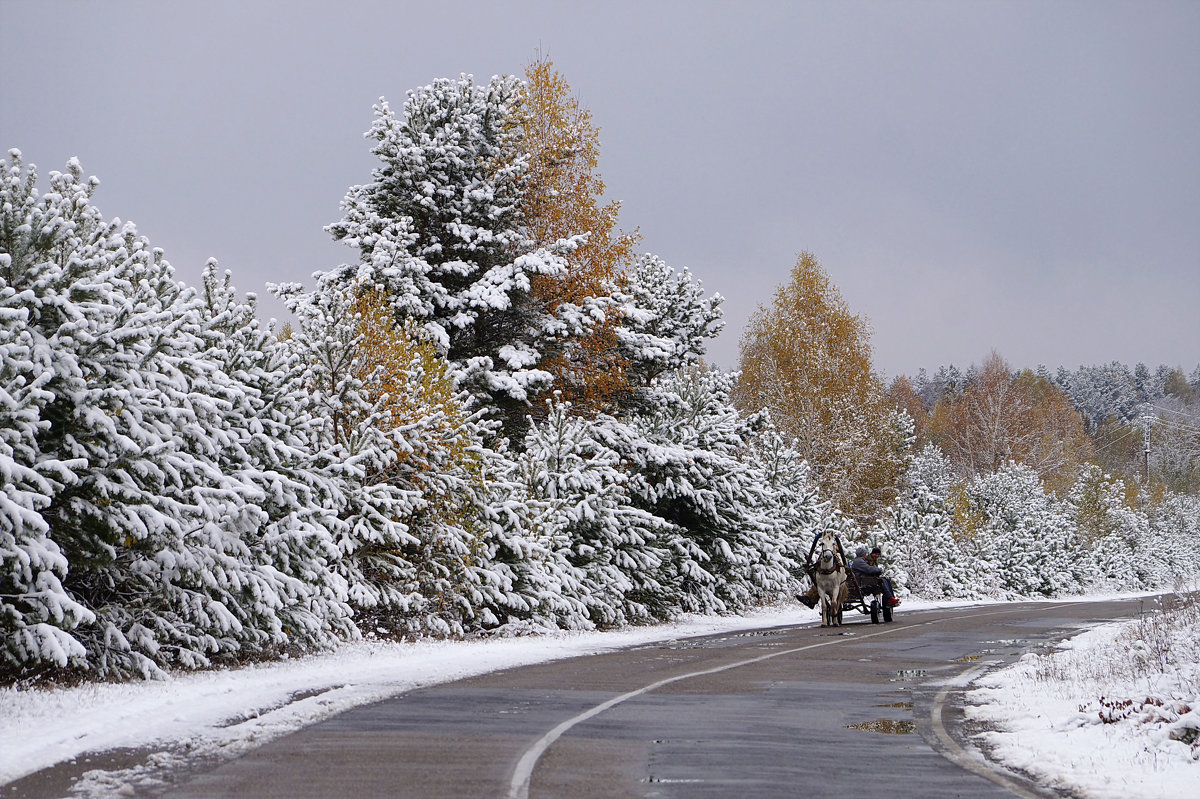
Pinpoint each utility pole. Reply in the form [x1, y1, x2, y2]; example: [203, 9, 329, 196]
[1141, 414, 1152, 484]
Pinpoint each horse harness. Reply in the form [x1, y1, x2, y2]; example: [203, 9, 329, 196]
[815, 550, 844, 576]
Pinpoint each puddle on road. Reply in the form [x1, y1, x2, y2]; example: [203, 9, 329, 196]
[875, 701, 914, 709]
[729, 630, 783, 639]
[846, 718, 916, 734]
[646, 777, 706, 784]
[890, 669, 927, 681]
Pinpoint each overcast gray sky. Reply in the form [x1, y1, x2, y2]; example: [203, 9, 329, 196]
[3, 0, 1197, 379]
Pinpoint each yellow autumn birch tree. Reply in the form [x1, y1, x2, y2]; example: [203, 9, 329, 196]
[351, 288, 480, 501]
[515, 58, 640, 412]
[734, 252, 909, 524]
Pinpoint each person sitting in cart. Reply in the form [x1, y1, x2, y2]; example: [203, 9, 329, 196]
[850, 546, 900, 607]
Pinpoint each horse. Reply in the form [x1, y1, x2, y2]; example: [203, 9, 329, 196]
[812, 530, 848, 627]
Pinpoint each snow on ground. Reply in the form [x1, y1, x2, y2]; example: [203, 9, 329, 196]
[967, 591, 1200, 799]
[4, 593, 1197, 798]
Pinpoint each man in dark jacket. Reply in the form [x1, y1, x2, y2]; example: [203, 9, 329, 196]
[850, 546, 899, 606]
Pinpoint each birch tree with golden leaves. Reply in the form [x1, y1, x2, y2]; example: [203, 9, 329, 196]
[515, 58, 640, 412]
[734, 252, 909, 524]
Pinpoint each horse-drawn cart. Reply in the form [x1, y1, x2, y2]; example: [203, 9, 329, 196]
[842, 568, 893, 624]
[803, 532, 895, 626]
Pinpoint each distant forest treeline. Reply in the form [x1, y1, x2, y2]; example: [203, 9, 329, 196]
[890, 356, 1200, 495]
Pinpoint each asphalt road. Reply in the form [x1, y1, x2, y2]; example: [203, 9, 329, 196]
[11, 598, 1151, 798]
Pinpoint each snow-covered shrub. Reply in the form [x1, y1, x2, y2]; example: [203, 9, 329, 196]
[874, 444, 979, 598]
[515, 398, 671, 627]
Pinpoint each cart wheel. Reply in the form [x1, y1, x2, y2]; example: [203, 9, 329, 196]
[883, 603, 893, 623]
[869, 599, 880, 624]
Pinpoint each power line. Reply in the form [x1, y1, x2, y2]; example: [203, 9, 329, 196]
[1091, 426, 1139, 454]
[1147, 402, 1200, 421]
[1151, 416, 1200, 436]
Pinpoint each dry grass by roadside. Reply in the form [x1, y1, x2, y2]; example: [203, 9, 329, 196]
[1029, 586, 1200, 756]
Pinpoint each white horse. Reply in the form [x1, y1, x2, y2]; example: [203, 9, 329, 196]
[812, 530, 848, 627]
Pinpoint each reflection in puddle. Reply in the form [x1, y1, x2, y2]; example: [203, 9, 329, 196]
[847, 718, 916, 734]
[891, 669, 927, 681]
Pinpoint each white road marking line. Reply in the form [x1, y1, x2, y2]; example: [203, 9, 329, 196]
[931, 665, 1045, 799]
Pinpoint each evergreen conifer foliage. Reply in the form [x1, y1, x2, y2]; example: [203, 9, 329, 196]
[274, 280, 500, 637]
[516, 398, 670, 627]
[962, 463, 1084, 598]
[1, 154, 344, 679]
[619, 368, 795, 614]
[873, 444, 973, 599]
[0, 151, 95, 673]
[613, 254, 724, 401]
[746, 423, 825, 550]
[327, 76, 577, 439]
[197, 263, 354, 649]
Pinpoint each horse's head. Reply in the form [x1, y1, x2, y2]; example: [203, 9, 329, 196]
[817, 531, 839, 566]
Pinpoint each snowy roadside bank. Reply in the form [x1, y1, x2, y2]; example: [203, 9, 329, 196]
[966, 592, 1200, 798]
[2, 592, 1184, 796]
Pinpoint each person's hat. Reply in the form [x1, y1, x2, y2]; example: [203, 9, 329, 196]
[855, 546, 868, 557]
[870, 547, 882, 555]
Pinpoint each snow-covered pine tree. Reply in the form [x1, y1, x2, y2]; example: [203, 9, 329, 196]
[605, 256, 801, 614]
[965, 463, 1086, 598]
[275, 279, 506, 638]
[612, 253, 723, 411]
[326, 75, 584, 441]
[1148, 491, 1200, 584]
[468, 437, 592, 634]
[516, 397, 671, 627]
[745, 422, 823, 554]
[874, 444, 976, 599]
[0, 151, 95, 676]
[619, 368, 793, 614]
[2, 153, 322, 678]
[1069, 465, 1159, 590]
[1057, 362, 1139, 430]
[197, 263, 354, 648]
